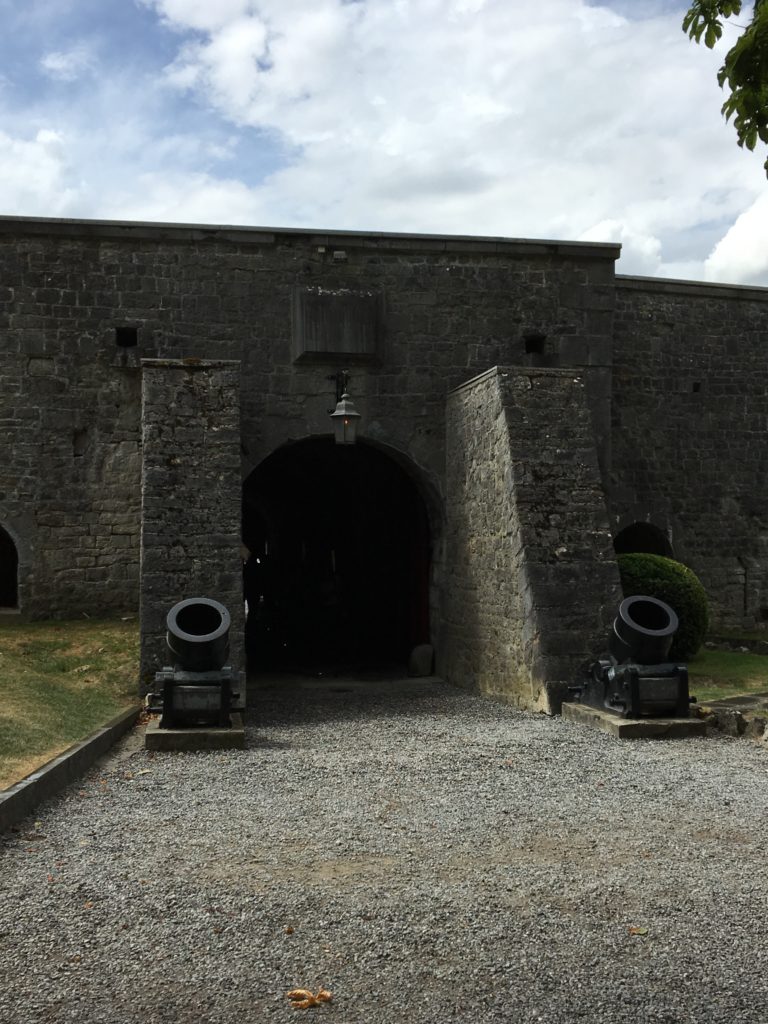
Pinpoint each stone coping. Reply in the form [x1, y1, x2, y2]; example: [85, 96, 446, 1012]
[0, 214, 621, 260]
[0, 706, 141, 835]
[448, 364, 583, 395]
[617, 274, 768, 302]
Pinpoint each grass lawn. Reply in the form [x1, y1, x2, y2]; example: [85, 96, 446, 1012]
[0, 618, 139, 790]
[687, 648, 768, 703]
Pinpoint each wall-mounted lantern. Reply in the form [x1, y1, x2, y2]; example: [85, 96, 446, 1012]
[328, 369, 362, 445]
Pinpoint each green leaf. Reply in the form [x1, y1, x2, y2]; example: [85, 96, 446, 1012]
[685, 0, 768, 177]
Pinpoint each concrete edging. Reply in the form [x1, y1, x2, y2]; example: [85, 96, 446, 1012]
[0, 706, 141, 834]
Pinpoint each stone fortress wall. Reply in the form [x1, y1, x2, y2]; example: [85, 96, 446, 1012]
[611, 275, 768, 629]
[1, 215, 766, 706]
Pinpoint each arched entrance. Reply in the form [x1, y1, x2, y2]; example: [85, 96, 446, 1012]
[0, 526, 19, 608]
[242, 438, 431, 672]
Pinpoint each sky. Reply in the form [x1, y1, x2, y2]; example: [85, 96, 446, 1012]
[0, 0, 766, 285]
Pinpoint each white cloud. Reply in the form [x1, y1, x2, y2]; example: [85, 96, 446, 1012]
[0, 128, 81, 215]
[580, 220, 662, 276]
[1, 0, 766, 288]
[40, 44, 95, 81]
[140, 0, 767, 279]
[100, 170, 268, 225]
[140, 0, 257, 33]
[705, 192, 768, 286]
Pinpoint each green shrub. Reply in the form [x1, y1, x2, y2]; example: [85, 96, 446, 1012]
[616, 553, 709, 660]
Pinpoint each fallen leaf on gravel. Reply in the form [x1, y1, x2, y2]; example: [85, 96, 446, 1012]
[628, 926, 649, 936]
[286, 988, 332, 1010]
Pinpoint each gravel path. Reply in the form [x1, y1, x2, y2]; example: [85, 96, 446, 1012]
[2, 676, 768, 1024]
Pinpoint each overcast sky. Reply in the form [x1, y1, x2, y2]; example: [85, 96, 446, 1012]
[0, 0, 766, 284]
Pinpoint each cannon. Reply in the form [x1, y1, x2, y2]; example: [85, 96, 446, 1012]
[571, 595, 694, 719]
[152, 597, 238, 729]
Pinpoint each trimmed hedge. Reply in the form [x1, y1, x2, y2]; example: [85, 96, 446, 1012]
[616, 553, 709, 660]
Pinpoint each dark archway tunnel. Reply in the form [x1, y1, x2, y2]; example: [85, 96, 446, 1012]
[613, 521, 673, 559]
[0, 527, 18, 609]
[242, 438, 431, 673]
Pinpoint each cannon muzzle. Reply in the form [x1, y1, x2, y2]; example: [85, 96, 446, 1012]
[166, 597, 231, 671]
[608, 595, 678, 665]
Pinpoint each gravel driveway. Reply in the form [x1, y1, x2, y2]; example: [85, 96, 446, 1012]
[2, 676, 768, 1024]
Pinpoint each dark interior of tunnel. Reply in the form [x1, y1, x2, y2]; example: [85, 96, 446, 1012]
[242, 437, 431, 672]
[0, 528, 18, 608]
[613, 521, 673, 559]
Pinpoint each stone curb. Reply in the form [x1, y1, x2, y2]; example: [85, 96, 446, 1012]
[0, 706, 141, 835]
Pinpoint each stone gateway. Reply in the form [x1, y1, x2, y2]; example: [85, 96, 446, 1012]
[1, 215, 767, 712]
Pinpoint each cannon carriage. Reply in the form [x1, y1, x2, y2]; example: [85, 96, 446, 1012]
[572, 595, 695, 719]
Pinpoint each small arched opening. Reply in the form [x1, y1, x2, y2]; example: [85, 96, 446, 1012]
[613, 521, 674, 559]
[0, 526, 19, 609]
[242, 437, 432, 673]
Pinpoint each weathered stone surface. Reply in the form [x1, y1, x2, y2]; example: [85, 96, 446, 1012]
[612, 275, 768, 631]
[144, 713, 245, 751]
[1, 218, 768, 709]
[139, 360, 244, 698]
[0, 220, 619, 627]
[442, 367, 621, 713]
[743, 716, 766, 740]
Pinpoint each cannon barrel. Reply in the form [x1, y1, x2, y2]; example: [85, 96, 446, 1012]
[608, 595, 678, 665]
[166, 597, 231, 671]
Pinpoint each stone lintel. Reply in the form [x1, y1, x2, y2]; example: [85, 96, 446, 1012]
[616, 274, 768, 303]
